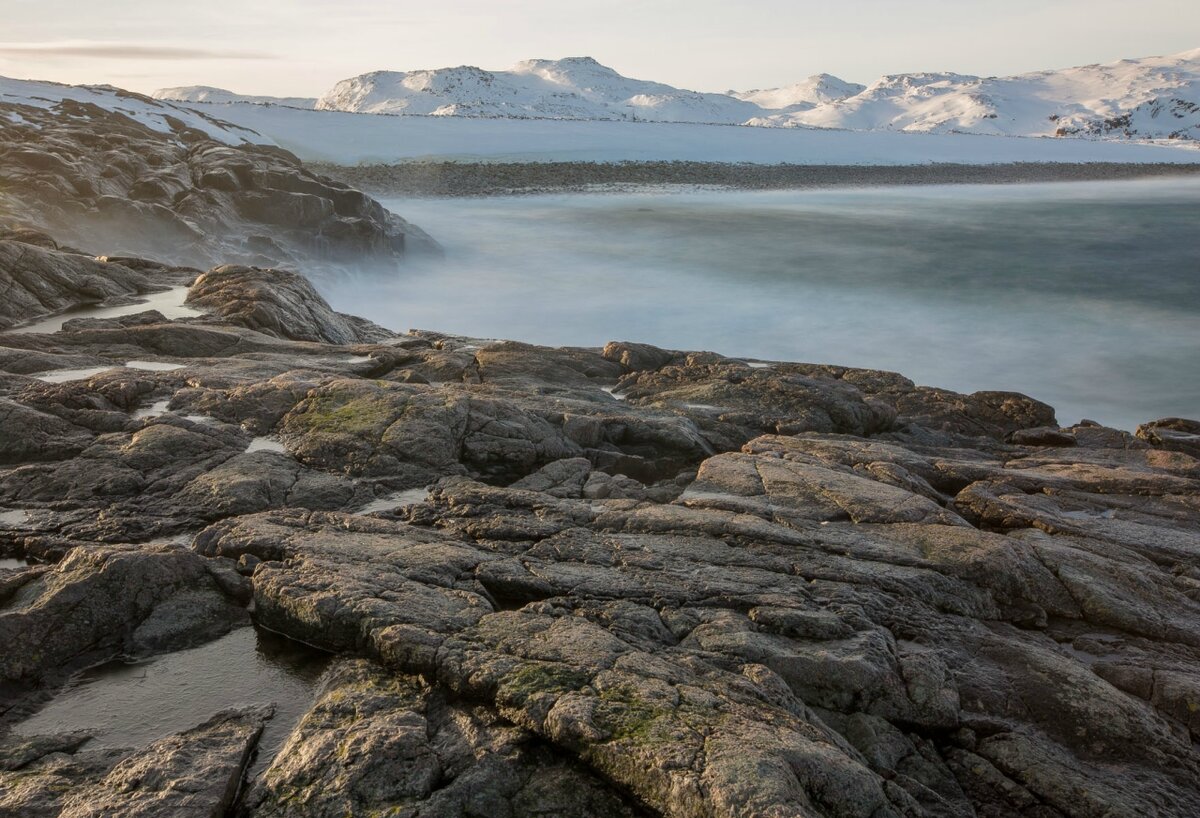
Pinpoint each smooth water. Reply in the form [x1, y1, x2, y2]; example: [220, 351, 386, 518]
[15, 626, 330, 780]
[16, 286, 201, 335]
[332, 179, 1199, 429]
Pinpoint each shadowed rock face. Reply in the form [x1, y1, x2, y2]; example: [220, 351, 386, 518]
[1, 239, 1199, 817]
[0, 544, 250, 708]
[0, 97, 438, 273]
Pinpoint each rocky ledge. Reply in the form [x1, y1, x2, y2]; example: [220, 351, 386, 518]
[0, 94, 438, 275]
[0, 234, 1198, 818]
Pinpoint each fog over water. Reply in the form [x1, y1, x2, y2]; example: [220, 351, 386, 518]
[326, 179, 1200, 430]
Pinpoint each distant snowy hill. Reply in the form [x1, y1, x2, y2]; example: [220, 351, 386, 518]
[1, 76, 268, 145]
[303, 49, 1200, 141]
[730, 74, 866, 113]
[153, 86, 317, 109]
[314, 57, 761, 124]
[749, 48, 1200, 140]
[4, 72, 1196, 168]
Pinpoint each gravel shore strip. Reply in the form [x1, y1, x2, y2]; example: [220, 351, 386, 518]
[311, 160, 1200, 197]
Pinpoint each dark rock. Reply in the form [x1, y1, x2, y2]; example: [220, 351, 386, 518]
[0, 240, 158, 330]
[0, 544, 248, 704]
[1008, 426, 1076, 447]
[1137, 417, 1200, 458]
[0, 100, 438, 273]
[185, 265, 393, 345]
[0, 233, 1195, 817]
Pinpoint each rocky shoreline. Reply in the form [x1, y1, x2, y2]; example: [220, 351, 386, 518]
[0, 231, 1198, 817]
[311, 159, 1200, 197]
[2, 93, 1200, 818]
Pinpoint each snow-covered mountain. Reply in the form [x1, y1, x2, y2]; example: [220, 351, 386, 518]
[748, 48, 1200, 140]
[153, 86, 317, 109]
[730, 74, 865, 113]
[140, 48, 1200, 142]
[1, 76, 268, 145]
[314, 57, 762, 123]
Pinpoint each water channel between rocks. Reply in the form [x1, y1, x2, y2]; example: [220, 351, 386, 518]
[13, 625, 333, 781]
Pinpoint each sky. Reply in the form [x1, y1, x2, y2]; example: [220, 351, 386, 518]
[1, 0, 1197, 96]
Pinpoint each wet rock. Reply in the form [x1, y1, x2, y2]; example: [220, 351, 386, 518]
[53, 707, 269, 818]
[0, 732, 124, 818]
[0, 231, 1196, 817]
[0, 544, 249, 702]
[186, 265, 393, 345]
[0, 241, 161, 330]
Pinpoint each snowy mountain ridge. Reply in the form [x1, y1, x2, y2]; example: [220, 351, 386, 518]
[750, 48, 1200, 140]
[730, 74, 867, 113]
[152, 85, 317, 109]
[313, 56, 762, 124]
[1, 76, 267, 145]
[147, 47, 1200, 141]
[4, 72, 1197, 169]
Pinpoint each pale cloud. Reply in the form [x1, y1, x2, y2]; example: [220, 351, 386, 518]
[0, 1, 1195, 96]
[0, 41, 275, 60]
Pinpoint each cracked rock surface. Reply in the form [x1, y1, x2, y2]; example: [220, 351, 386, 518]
[0, 235, 1198, 817]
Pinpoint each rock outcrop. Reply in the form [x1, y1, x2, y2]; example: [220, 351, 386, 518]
[185, 265, 393, 345]
[0, 708, 269, 818]
[1, 233, 1198, 818]
[0, 237, 192, 331]
[0, 95, 437, 273]
[0, 544, 249, 708]
[245, 659, 645, 818]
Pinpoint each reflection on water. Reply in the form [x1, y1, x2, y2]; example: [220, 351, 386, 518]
[14, 626, 331, 780]
[354, 487, 430, 515]
[34, 366, 116, 383]
[16, 286, 201, 335]
[246, 437, 289, 454]
[332, 179, 1200, 429]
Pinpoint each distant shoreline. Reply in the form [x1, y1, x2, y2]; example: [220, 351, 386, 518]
[311, 160, 1200, 198]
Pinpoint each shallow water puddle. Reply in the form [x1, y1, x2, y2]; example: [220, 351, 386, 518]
[14, 626, 332, 781]
[354, 487, 429, 515]
[0, 557, 36, 569]
[184, 414, 217, 425]
[35, 360, 185, 383]
[15, 286, 202, 335]
[125, 361, 186, 372]
[34, 366, 115, 383]
[0, 509, 30, 527]
[601, 385, 627, 400]
[131, 399, 171, 420]
[246, 437, 288, 454]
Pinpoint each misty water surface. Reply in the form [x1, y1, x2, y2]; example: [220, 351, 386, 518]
[326, 179, 1200, 429]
